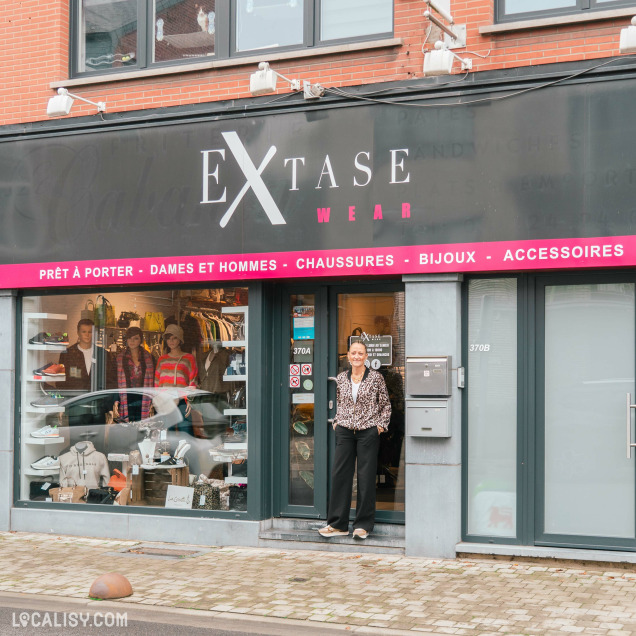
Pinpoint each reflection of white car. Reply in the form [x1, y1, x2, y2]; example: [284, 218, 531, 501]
[48, 388, 230, 475]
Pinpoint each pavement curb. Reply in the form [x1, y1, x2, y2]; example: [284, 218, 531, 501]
[0, 591, 416, 635]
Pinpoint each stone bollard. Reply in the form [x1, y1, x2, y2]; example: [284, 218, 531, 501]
[88, 573, 133, 600]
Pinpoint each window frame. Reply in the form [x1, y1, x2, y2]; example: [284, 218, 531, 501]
[70, 0, 394, 78]
[497, 0, 636, 23]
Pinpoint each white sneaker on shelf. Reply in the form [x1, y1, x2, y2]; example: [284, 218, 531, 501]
[30, 456, 60, 471]
[175, 443, 191, 461]
[175, 439, 187, 457]
[30, 425, 60, 438]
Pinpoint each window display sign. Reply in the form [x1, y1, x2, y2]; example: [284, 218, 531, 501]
[350, 335, 392, 367]
[165, 485, 194, 509]
[293, 306, 315, 340]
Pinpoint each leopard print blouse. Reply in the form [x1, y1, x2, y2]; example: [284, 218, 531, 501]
[333, 368, 391, 431]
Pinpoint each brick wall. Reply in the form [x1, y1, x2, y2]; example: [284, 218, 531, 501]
[0, 0, 633, 126]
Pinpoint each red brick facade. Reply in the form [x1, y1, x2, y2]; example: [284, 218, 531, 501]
[1, 0, 633, 125]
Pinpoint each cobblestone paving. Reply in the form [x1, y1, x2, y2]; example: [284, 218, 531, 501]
[1, 532, 636, 634]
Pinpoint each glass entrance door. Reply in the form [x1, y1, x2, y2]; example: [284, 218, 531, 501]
[276, 284, 405, 523]
[537, 280, 636, 548]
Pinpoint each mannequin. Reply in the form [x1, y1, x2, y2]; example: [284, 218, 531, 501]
[59, 318, 116, 390]
[197, 342, 231, 406]
[116, 326, 155, 421]
[154, 324, 198, 388]
[59, 441, 110, 489]
[155, 324, 198, 439]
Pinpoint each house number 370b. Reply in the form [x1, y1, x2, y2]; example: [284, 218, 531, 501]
[469, 344, 491, 352]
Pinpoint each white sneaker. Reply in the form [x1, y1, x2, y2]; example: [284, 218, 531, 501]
[175, 439, 187, 457]
[30, 425, 60, 438]
[30, 456, 60, 470]
[175, 443, 191, 461]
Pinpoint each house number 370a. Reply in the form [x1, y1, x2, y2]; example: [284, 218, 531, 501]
[469, 344, 490, 352]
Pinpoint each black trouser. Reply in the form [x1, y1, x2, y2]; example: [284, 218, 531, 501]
[327, 425, 380, 533]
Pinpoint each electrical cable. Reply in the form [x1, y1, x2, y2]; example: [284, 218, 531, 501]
[322, 54, 636, 109]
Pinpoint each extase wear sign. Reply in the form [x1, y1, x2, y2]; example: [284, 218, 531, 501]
[201, 131, 285, 228]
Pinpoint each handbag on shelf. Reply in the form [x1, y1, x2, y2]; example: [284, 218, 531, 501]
[49, 485, 88, 503]
[117, 312, 132, 328]
[86, 487, 117, 505]
[192, 482, 221, 510]
[107, 469, 127, 492]
[228, 484, 248, 511]
[144, 312, 165, 332]
[29, 481, 59, 501]
[81, 300, 95, 322]
[95, 296, 116, 328]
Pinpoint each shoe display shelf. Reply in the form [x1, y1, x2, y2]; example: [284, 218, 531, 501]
[221, 306, 248, 485]
[21, 313, 69, 493]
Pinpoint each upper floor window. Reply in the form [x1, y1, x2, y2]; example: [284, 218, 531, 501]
[73, 0, 393, 77]
[498, 0, 636, 22]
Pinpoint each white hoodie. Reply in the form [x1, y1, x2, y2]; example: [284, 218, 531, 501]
[59, 441, 110, 489]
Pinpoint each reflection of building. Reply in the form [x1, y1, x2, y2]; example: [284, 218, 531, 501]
[3, 1, 636, 561]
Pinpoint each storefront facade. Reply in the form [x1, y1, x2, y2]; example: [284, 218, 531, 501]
[2, 59, 636, 558]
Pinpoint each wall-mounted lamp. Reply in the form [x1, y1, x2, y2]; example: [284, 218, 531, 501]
[46, 87, 106, 118]
[424, 0, 466, 49]
[423, 41, 472, 76]
[249, 62, 324, 100]
[620, 16, 636, 54]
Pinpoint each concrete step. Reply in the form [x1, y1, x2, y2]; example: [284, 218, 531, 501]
[258, 519, 405, 555]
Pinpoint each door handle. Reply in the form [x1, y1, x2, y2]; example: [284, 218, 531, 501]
[328, 377, 337, 382]
[626, 393, 636, 459]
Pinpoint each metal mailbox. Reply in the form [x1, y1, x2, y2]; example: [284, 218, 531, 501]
[406, 399, 451, 437]
[406, 356, 452, 397]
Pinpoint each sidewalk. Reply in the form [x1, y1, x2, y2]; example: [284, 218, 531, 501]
[1, 531, 636, 635]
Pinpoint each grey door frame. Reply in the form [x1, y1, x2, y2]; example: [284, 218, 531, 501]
[462, 272, 636, 550]
[535, 272, 636, 551]
[274, 280, 406, 524]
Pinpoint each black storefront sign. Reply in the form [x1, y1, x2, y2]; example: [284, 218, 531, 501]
[1, 77, 636, 285]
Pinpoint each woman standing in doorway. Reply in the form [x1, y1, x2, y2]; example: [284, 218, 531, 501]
[319, 341, 391, 540]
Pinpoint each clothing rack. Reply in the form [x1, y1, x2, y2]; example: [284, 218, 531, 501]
[181, 308, 244, 352]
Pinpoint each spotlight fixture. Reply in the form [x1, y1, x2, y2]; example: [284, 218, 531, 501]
[620, 16, 636, 54]
[424, 0, 466, 49]
[249, 62, 324, 100]
[423, 41, 472, 77]
[47, 88, 106, 118]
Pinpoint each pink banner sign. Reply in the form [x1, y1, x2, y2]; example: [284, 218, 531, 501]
[1, 235, 632, 289]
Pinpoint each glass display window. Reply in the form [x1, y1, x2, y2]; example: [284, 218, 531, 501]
[20, 287, 249, 512]
[153, 0, 216, 63]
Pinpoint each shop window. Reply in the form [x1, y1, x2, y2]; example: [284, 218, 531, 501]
[320, 0, 393, 41]
[72, 0, 393, 76]
[497, 0, 636, 22]
[236, 0, 304, 53]
[465, 279, 517, 539]
[20, 287, 249, 513]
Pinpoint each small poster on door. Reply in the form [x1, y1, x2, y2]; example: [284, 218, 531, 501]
[292, 393, 314, 404]
[293, 306, 315, 340]
[349, 334, 392, 367]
